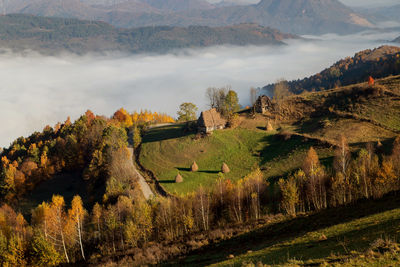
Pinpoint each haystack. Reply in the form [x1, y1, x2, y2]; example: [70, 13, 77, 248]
[175, 173, 183, 183]
[266, 120, 274, 131]
[221, 162, 230, 173]
[191, 161, 199, 172]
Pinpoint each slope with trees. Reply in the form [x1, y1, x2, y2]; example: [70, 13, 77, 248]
[0, 14, 297, 55]
[263, 45, 400, 94]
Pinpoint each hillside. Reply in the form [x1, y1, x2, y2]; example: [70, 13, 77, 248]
[263, 45, 400, 94]
[173, 193, 400, 266]
[140, 74, 400, 196]
[395, 36, 400, 43]
[0, 14, 295, 54]
[2, 70, 400, 266]
[1, 0, 373, 35]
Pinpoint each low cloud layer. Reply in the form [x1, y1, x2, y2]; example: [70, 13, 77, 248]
[0, 30, 399, 147]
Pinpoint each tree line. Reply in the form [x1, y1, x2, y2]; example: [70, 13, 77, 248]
[1, 132, 400, 265]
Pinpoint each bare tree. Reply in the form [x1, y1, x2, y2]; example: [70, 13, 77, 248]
[206, 86, 230, 112]
[273, 79, 291, 109]
[250, 87, 258, 106]
[206, 87, 217, 109]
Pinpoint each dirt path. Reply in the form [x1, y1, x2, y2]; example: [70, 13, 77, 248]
[127, 148, 154, 200]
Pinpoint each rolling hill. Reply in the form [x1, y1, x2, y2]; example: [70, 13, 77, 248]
[2, 48, 400, 265]
[1, 0, 374, 35]
[140, 73, 400, 195]
[263, 45, 400, 94]
[0, 14, 296, 54]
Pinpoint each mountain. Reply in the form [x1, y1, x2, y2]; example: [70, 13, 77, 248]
[141, 0, 214, 12]
[394, 36, 400, 43]
[1, 0, 373, 35]
[263, 45, 400, 94]
[181, 0, 373, 35]
[0, 14, 297, 55]
[355, 4, 400, 24]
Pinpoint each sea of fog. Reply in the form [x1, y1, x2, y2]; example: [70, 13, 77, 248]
[0, 30, 399, 148]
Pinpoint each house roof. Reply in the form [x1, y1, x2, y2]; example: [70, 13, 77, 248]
[199, 108, 226, 128]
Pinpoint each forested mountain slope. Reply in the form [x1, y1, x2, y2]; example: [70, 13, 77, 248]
[0, 14, 296, 54]
[263, 45, 400, 94]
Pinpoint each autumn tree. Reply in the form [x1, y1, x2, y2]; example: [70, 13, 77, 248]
[132, 126, 142, 150]
[177, 102, 198, 122]
[91, 203, 102, 242]
[47, 195, 69, 263]
[222, 90, 240, 117]
[113, 108, 133, 127]
[278, 176, 299, 216]
[29, 232, 61, 267]
[67, 195, 87, 260]
[302, 147, 327, 210]
[333, 135, 351, 203]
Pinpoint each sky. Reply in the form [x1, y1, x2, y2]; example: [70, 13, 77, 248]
[0, 29, 399, 148]
[206, 0, 399, 8]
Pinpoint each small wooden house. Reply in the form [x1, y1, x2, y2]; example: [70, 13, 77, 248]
[197, 108, 226, 133]
[254, 95, 273, 114]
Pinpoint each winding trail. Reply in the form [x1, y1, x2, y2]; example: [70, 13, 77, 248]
[127, 147, 154, 200]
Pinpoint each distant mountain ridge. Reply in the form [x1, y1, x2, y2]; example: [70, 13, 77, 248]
[0, 14, 297, 55]
[0, 0, 374, 35]
[263, 45, 400, 94]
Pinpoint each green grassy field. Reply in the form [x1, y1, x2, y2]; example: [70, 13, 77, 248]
[140, 124, 333, 195]
[139, 76, 400, 195]
[168, 193, 400, 266]
[140, 125, 268, 195]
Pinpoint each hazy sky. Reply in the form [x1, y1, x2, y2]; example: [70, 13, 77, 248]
[0, 30, 399, 147]
[207, 0, 399, 8]
[339, 0, 399, 7]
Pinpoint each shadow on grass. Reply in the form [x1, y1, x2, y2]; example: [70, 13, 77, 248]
[164, 192, 400, 267]
[176, 167, 220, 174]
[259, 134, 323, 166]
[176, 167, 191, 172]
[159, 180, 176, 184]
[142, 123, 195, 143]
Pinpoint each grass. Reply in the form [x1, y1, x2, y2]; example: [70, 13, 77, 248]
[168, 193, 400, 267]
[140, 124, 269, 195]
[140, 124, 333, 195]
[140, 75, 400, 195]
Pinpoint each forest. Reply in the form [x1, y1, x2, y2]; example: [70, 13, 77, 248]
[0, 14, 295, 55]
[263, 46, 400, 94]
[1, 105, 400, 265]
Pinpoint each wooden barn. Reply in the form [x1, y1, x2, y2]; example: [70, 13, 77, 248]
[197, 108, 226, 133]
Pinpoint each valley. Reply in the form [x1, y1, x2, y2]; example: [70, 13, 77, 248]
[1, 1, 400, 265]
